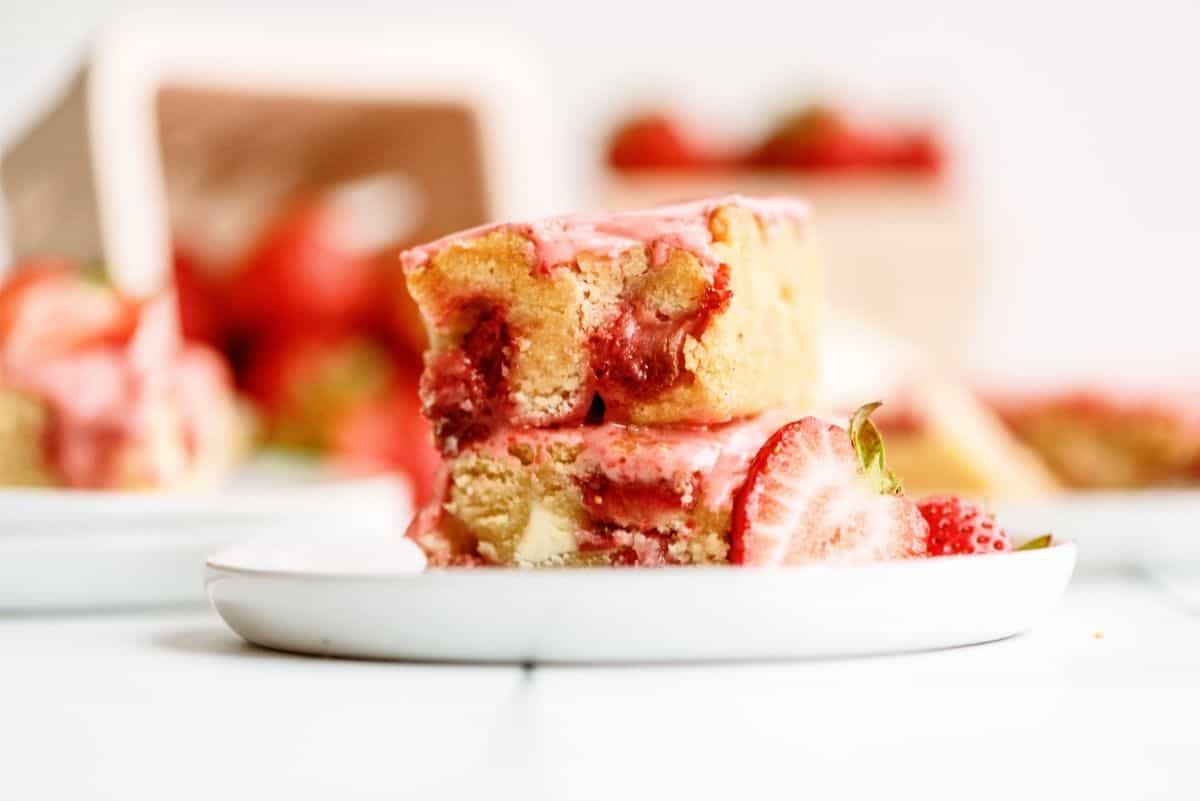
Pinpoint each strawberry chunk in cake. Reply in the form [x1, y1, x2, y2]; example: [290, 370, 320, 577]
[400, 195, 822, 453]
[0, 264, 243, 489]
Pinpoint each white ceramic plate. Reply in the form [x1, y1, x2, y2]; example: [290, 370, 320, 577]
[206, 540, 1076, 663]
[0, 455, 411, 611]
[997, 490, 1200, 566]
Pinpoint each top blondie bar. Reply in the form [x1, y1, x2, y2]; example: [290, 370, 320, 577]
[401, 195, 823, 453]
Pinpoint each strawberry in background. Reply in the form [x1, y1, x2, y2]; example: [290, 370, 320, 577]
[883, 129, 944, 172]
[242, 331, 395, 451]
[172, 248, 227, 348]
[608, 113, 733, 171]
[186, 175, 438, 499]
[242, 328, 439, 503]
[608, 105, 945, 175]
[751, 105, 876, 170]
[227, 199, 387, 337]
[227, 176, 426, 338]
[750, 105, 945, 174]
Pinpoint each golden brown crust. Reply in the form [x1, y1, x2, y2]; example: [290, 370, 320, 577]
[628, 205, 822, 425]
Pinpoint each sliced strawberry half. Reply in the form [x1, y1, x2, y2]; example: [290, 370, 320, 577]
[730, 403, 928, 565]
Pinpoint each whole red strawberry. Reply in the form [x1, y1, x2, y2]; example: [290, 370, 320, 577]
[750, 105, 945, 175]
[609, 114, 722, 171]
[883, 130, 945, 173]
[228, 196, 388, 337]
[918, 496, 1010, 556]
[242, 331, 394, 449]
[750, 105, 880, 171]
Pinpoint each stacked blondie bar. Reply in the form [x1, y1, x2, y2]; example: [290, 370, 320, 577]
[400, 196, 828, 566]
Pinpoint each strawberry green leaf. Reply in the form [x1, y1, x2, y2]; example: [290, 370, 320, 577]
[79, 261, 110, 286]
[1015, 534, 1053, 551]
[848, 402, 902, 496]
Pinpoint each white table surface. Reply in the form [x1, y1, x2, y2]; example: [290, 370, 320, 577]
[1, 569, 1197, 801]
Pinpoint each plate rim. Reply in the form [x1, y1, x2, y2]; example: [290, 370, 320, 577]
[204, 542, 1078, 663]
[205, 541, 1077, 583]
[0, 455, 412, 537]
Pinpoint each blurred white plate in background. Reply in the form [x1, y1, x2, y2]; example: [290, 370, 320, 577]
[997, 491, 1200, 566]
[0, 454, 411, 611]
[206, 542, 1075, 663]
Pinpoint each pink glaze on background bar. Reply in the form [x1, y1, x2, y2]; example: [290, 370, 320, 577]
[400, 194, 810, 274]
[987, 385, 1200, 435]
[0, 295, 232, 487]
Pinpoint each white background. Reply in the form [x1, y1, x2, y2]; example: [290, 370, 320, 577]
[2, 0, 1198, 382]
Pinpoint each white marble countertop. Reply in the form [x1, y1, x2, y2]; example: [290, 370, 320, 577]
[1, 569, 1197, 800]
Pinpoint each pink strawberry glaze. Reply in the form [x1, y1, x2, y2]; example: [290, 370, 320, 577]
[0, 294, 233, 488]
[987, 385, 1200, 437]
[399, 194, 810, 275]
[475, 409, 794, 511]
